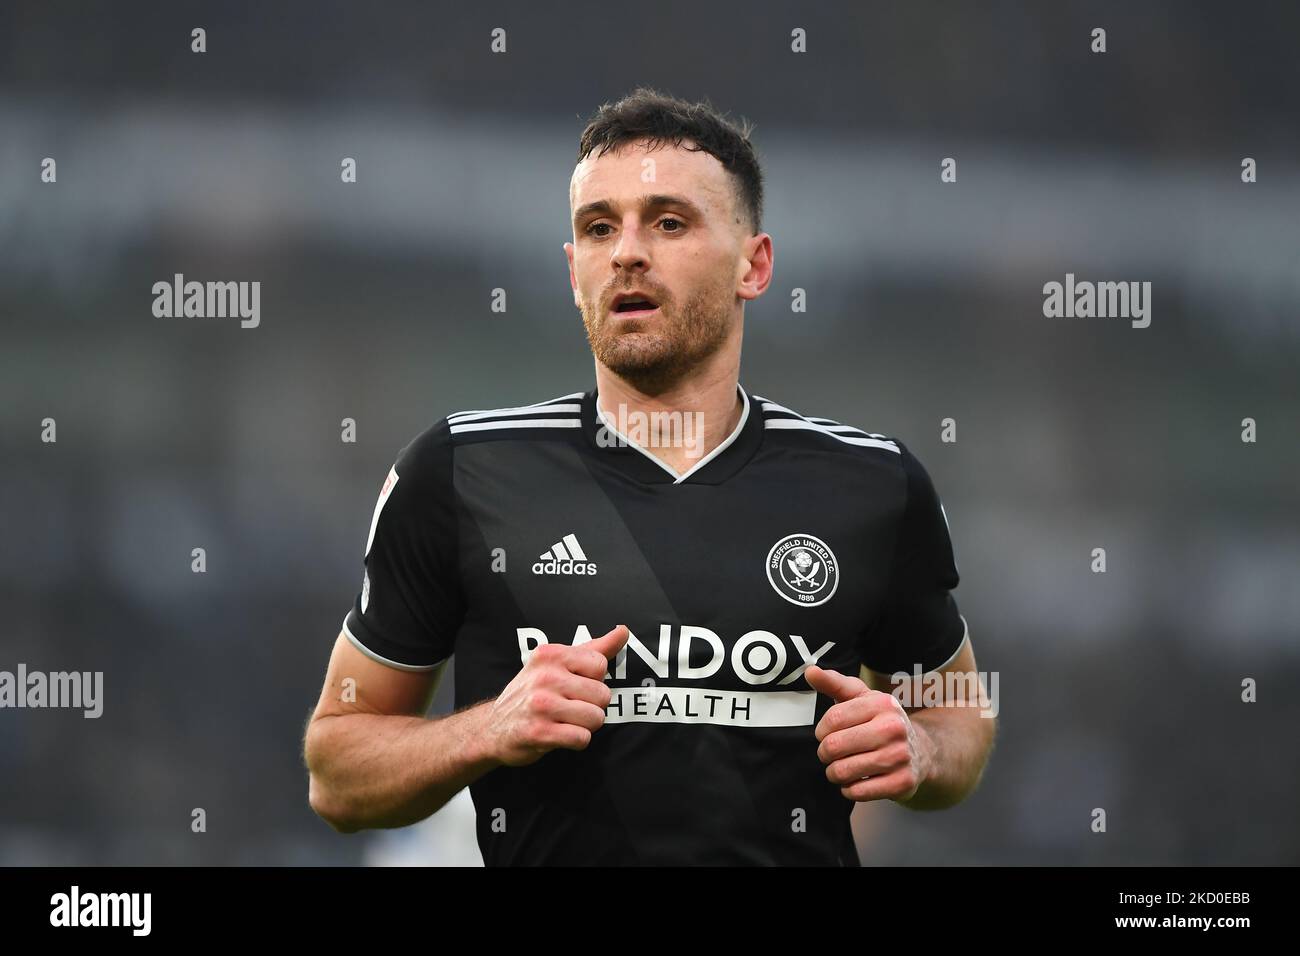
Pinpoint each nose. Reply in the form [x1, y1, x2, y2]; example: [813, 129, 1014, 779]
[610, 218, 649, 273]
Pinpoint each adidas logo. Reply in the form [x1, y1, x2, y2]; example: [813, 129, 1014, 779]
[532, 533, 598, 576]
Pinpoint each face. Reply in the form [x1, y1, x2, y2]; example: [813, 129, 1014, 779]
[565, 138, 772, 392]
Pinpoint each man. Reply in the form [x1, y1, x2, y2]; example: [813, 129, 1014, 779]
[304, 88, 996, 865]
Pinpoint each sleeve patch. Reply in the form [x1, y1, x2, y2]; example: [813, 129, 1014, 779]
[364, 465, 400, 558]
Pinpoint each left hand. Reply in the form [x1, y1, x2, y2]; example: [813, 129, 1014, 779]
[805, 665, 927, 803]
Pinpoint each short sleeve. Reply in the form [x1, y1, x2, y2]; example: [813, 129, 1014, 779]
[859, 440, 968, 676]
[341, 418, 465, 671]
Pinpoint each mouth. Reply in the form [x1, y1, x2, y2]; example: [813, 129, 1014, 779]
[609, 291, 661, 318]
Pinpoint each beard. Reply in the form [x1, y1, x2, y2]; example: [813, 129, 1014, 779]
[580, 271, 736, 394]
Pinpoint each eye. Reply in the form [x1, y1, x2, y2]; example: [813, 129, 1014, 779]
[660, 217, 684, 232]
[585, 222, 613, 237]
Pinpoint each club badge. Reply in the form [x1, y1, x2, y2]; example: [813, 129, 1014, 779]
[766, 533, 839, 607]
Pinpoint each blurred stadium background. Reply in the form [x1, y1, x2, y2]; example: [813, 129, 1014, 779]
[1, 0, 1297, 865]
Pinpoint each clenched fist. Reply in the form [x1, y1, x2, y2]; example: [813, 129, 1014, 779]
[805, 664, 928, 803]
[481, 624, 630, 768]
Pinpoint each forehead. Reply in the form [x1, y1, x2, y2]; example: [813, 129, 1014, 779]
[570, 138, 735, 217]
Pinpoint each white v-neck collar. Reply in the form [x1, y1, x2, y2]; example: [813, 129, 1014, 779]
[595, 385, 751, 485]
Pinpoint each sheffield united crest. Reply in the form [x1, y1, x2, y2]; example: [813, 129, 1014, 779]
[766, 533, 839, 607]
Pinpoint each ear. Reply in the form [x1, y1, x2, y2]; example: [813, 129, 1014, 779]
[737, 232, 774, 302]
[563, 241, 580, 307]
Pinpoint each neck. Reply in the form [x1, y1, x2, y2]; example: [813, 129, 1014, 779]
[594, 336, 744, 479]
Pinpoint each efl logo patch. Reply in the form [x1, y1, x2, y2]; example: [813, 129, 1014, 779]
[364, 465, 399, 558]
[766, 533, 839, 607]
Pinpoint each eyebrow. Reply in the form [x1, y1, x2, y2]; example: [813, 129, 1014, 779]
[572, 193, 705, 226]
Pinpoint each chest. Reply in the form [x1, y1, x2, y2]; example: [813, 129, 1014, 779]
[451, 441, 904, 695]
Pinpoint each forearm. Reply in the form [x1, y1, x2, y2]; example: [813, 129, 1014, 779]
[899, 707, 997, 810]
[306, 701, 499, 832]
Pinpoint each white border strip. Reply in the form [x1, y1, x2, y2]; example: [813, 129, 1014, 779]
[928, 614, 971, 674]
[342, 615, 446, 673]
[595, 385, 750, 484]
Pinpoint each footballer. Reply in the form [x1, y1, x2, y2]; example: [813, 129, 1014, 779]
[304, 88, 997, 865]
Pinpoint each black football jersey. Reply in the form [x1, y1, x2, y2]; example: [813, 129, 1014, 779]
[341, 383, 967, 866]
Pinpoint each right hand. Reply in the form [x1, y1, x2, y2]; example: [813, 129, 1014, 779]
[481, 624, 630, 767]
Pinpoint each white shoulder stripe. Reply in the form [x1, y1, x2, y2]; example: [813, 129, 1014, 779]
[449, 403, 581, 424]
[448, 392, 584, 421]
[756, 398, 812, 418]
[449, 418, 581, 435]
[763, 418, 900, 452]
[806, 416, 889, 439]
[756, 397, 895, 446]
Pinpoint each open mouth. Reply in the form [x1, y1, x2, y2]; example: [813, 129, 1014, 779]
[610, 293, 661, 317]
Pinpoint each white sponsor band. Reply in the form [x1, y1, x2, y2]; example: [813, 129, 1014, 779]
[603, 685, 816, 727]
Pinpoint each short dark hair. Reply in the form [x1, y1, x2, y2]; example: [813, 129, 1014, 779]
[576, 87, 764, 234]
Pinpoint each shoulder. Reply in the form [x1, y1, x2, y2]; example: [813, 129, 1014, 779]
[387, 389, 587, 495]
[750, 392, 951, 504]
[395, 388, 587, 458]
[751, 393, 956, 551]
[440, 390, 587, 445]
[752, 391, 904, 460]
